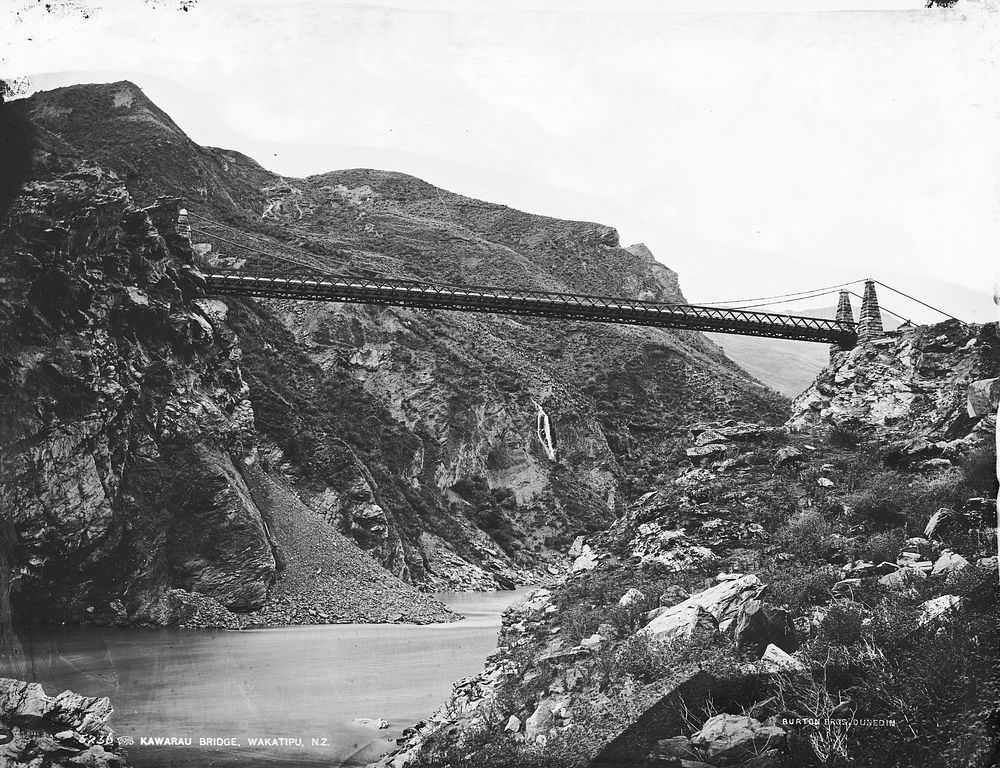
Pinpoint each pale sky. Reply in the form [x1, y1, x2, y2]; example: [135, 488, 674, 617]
[4, 0, 999, 322]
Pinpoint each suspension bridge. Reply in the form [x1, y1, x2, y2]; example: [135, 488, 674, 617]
[182, 210, 956, 349]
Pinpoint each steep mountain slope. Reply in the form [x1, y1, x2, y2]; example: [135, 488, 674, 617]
[0, 100, 453, 627]
[18, 81, 272, 212]
[7, 80, 787, 599]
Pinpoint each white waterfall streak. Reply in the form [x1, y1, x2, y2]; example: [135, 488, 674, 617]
[532, 400, 557, 461]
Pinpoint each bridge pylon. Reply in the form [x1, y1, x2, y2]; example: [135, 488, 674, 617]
[830, 290, 855, 360]
[857, 279, 884, 343]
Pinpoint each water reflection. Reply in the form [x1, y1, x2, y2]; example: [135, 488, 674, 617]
[16, 589, 530, 767]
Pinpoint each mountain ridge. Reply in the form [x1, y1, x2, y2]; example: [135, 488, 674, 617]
[4, 81, 787, 616]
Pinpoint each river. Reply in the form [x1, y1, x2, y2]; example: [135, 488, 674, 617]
[17, 589, 530, 767]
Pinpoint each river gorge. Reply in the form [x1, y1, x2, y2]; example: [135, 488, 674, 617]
[15, 590, 530, 767]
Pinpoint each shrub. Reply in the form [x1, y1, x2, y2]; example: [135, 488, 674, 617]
[827, 425, 863, 449]
[848, 579, 1000, 767]
[836, 447, 892, 493]
[763, 564, 841, 613]
[771, 667, 856, 767]
[764, 430, 790, 446]
[900, 471, 977, 537]
[848, 527, 905, 565]
[846, 473, 907, 527]
[558, 601, 602, 646]
[818, 601, 865, 647]
[614, 633, 676, 684]
[747, 478, 804, 532]
[744, 448, 774, 467]
[774, 509, 835, 561]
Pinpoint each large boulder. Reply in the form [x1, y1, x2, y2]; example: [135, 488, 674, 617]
[686, 444, 728, 463]
[0, 678, 128, 767]
[774, 446, 805, 467]
[924, 507, 954, 538]
[931, 550, 970, 578]
[878, 566, 927, 589]
[525, 699, 555, 743]
[618, 588, 645, 608]
[640, 575, 764, 641]
[733, 599, 798, 657]
[650, 735, 702, 762]
[967, 377, 999, 417]
[571, 544, 599, 573]
[684, 606, 720, 644]
[760, 643, 806, 673]
[691, 713, 785, 764]
[918, 594, 962, 626]
[689, 422, 779, 444]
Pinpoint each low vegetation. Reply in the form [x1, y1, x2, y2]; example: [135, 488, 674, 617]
[401, 414, 998, 768]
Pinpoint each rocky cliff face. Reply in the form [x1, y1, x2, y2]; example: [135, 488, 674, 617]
[379, 321, 999, 768]
[0, 524, 22, 680]
[0, 99, 454, 628]
[791, 319, 999, 450]
[0, 163, 272, 624]
[8, 81, 788, 594]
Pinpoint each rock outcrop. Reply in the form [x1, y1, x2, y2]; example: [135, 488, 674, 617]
[0, 678, 128, 768]
[691, 713, 785, 764]
[640, 575, 763, 640]
[790, 320, 999, 448]
[0, 109, 454, 628]
[0, 166, 273, 624]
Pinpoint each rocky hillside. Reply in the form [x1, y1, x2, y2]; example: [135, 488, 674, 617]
[790, 319, 997, 446]
[377, 320, 999, 768]
[7, 81, 787, 595]
[0, 100, 453, 628]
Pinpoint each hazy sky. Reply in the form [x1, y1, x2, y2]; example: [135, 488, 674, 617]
[4, 0, 998, 322]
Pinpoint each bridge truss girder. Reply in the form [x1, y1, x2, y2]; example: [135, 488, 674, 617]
[203, 271, 858, 347]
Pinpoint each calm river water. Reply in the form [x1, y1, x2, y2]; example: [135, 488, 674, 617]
[18, 589, 530, 767]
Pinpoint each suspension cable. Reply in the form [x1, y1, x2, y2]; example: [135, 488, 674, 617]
[846, 290, 912, 325]
[718, 290, 847, 312]
[693, 280, 865, 307]
[873, 280, 962, 322]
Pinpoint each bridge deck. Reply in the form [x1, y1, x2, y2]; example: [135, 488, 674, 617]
[202, 271, 857, 346]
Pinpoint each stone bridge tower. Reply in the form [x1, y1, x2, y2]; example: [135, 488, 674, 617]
[857, 280, 884, 343]
[830, 290, 854, 360]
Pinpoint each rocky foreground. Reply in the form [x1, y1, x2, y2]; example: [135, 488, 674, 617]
[0, 678, 128, 768]
[374, 320, 999, 768]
